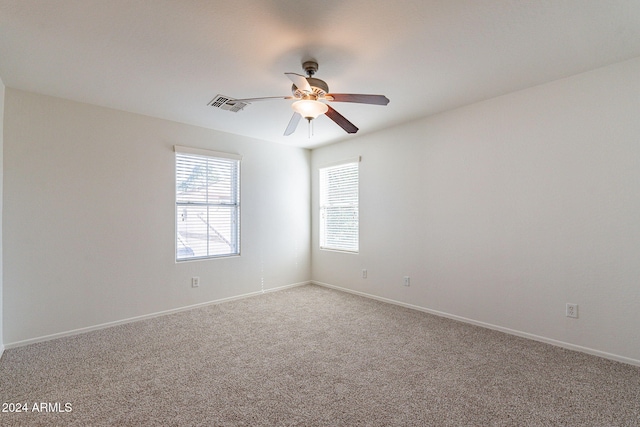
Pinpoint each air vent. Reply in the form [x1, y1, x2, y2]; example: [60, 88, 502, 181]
[208, 95, 247, 113]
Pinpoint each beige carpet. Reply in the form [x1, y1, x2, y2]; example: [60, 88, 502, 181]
[1, 284, 638, 426]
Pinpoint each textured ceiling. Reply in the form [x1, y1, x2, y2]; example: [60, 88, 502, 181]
[1, 0, 640, 148]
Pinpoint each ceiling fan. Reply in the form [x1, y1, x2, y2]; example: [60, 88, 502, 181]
[233, 60, 389, 136]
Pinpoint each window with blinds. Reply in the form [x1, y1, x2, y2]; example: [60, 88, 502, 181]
[319, 159, 359, 253]
[175, 146, 241, 261]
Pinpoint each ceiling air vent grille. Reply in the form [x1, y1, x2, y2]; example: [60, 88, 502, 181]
[208, 95, 247, 112]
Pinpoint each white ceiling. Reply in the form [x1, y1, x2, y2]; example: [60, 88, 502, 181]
[1, 0, 640, 149]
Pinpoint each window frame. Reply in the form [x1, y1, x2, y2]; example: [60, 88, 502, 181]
[319, 157, 360, 253]
[174, 145, 242, 262]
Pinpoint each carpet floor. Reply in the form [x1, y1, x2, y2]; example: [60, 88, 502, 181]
[1, 284, 638, 426]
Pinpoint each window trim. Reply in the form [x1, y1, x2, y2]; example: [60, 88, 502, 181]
[174, 145, 242, 161]
[174, 145, 242, 262]
[319, 156, 360, 254]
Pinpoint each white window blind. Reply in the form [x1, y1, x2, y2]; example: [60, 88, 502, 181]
[175, 146, 241, 261]
[319, 159, 359, 252]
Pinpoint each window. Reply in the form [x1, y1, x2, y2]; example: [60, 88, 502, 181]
[175, 146, 241, 261]
[319, 158, 360, 252]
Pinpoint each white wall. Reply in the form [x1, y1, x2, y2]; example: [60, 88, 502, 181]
[0, 77, 5, 358]
[3, 89, 311, 345]
[311, 57, 640, 364]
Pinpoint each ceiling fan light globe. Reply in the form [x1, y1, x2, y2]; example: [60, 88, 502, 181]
[292, 100, 328, 120]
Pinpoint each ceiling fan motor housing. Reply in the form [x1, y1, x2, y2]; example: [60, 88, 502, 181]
[290, 60, 329, 99]
[292, 77, 329, 99]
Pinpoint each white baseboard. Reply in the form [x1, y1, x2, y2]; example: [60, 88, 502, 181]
[312, 281, 640, 367]
[0, 344, 4, 361]
[4, 281, 310, 350]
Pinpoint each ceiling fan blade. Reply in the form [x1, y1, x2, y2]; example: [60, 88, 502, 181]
[285, 72, 312, 93]
[325, 93, 390, 105]
[232, 96, 294, 103]
[325, 105, 358, 134]
[284, 112, 302, 136]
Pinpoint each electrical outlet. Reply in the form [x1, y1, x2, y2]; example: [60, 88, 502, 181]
[566, 303, 578, 318]
[362, 269, 367, 279]
[403, 276, 410, 287]
[191, 277, 200, 288]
